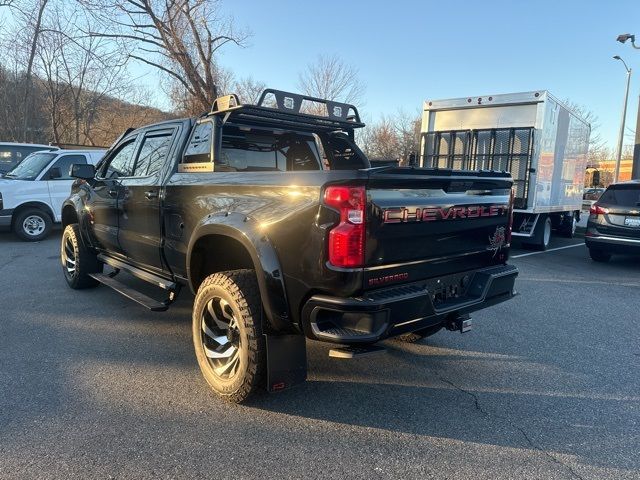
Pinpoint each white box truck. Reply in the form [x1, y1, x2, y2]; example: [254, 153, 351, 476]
[420, 91, 590, 249]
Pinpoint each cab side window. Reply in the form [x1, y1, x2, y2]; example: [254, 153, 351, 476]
[183, 121, 213, 164]
[48, 154, 87, 180]
[103, 139, 137, 178]
[134, 132, 173, 177]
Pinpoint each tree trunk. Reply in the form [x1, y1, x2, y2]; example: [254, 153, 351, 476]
[21, 0, 49, 142]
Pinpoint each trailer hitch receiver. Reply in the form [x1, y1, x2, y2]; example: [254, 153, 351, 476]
[446, 314, 472, 333]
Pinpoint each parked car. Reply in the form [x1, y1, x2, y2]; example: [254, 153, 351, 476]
[59, 89, 518, 403]
[582, 187, 605, 212]
[0, 149, 105, 241]
[0, 142, 59, 176]
[583, 187, 605, 201]
[585, 181, 640, 262]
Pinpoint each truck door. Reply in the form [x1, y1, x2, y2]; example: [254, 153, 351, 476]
[117, 127, 177, 272]
[43, 154, 88, 222]
[90, 135, 139, 253]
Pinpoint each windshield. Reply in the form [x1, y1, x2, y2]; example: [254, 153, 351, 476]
[4, 152, 57, 180]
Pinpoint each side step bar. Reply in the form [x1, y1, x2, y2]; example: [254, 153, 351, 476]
[329, 344, 386, 359]
[97, 254, 177, 291]
[93, 254, 181, 311]
[88, 273, 171, 311]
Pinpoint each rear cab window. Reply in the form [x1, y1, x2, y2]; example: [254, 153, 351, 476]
[599, 184, 640, 207]
[217, 125, 321, 172]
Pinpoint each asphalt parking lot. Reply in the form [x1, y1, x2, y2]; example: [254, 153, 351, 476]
[1, 231, 639, 479]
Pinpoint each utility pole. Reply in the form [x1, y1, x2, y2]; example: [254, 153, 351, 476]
[613, 56, 632, 183]
[617, 33, 640, 179]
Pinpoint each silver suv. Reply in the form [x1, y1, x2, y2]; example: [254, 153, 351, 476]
[585, 181, 640, 262]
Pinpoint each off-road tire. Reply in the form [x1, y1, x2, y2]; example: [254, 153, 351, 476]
[61, 224, 102, 289]
[588, 248, 611, 263]
[192, 269, 266, 403]
[395, 323, 444, 343]
[13, 208, 52, 241]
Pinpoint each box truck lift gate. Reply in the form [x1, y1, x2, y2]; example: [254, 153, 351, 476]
[421, 127, 534, 210]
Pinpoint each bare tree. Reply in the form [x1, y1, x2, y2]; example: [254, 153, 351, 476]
[563, 99, 607, 164]
[233, 76, 266, 105]
[298, 54, 365, 106]
[34, 2, 132, 145]
[359, 110, 421, 164]
[360, 115, 400, 160]
[83, 0, 248, 113]
[9, 0, 50, 141]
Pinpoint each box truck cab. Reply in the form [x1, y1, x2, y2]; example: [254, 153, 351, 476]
[0, 149, 105, 241]
[420, 91, 591, 249]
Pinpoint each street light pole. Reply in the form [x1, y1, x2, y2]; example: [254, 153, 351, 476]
[613, 56, 631, 183]
[617, 33, 640, 180]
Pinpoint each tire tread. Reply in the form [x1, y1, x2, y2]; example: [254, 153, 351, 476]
[194, 269, 265, 403]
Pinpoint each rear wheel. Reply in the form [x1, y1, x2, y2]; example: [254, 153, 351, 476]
[192, 269, 266, 403]
[589, 248, 611, 263]
[13, 208, 52, 241]
[532, 215, 552, 250]
[61, 224, 102, 289]
[395, 323, 444, 343]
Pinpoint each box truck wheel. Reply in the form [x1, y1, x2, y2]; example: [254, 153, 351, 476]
[560, 212, 577, 238]
[533, 215, 552, 250]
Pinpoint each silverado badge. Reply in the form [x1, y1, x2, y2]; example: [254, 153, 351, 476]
[488, 226, 506, 257]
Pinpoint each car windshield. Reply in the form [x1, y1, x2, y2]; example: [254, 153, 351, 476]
[4, 152, 57, 180]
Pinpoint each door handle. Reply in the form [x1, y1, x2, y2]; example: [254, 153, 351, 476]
[144, 190, 159, 200]
[108, 188, 118, 197]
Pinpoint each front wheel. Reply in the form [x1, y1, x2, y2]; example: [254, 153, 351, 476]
[61, 224, 102, 289]
[192, 269, 266, 403]
[561, 213, 577, 238]
[13, 208, 52, 241]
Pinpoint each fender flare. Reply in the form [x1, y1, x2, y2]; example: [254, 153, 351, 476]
[186, 214, 291, 331]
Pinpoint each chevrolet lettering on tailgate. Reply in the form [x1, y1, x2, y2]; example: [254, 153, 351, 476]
[382, 204, 509, 223]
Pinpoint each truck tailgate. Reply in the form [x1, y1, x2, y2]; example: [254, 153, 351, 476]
[364, 168, 513, 289]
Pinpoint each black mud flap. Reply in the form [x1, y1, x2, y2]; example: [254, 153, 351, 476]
[265, 334, 307, 393]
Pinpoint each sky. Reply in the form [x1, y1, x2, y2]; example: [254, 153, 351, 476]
[2, 0, 638, 149]
[196, 0, 640, 150]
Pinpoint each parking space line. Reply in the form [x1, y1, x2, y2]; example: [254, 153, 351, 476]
[518, 277, 640, 287]
[511, 243, 584, 259]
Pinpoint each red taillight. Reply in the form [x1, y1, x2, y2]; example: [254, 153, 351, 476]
[506, 187, 515, 244]
[324, 185, 366, 268]
[590, 203, 608, 215]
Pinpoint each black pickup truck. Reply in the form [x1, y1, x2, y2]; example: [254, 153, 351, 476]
[60, 89, 518, 402]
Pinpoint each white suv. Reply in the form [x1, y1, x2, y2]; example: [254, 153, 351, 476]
[0, 149, 105, 241]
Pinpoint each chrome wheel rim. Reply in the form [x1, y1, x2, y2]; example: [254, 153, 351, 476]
[201, 297, 242, 379]
[23, 215, 45, 236]
[571, 217, 577, 235]
[61, 236, 76, 276]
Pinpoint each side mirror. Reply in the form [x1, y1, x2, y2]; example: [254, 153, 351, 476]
[71, 163, 95, 180]
[48, 167, 62, 179]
